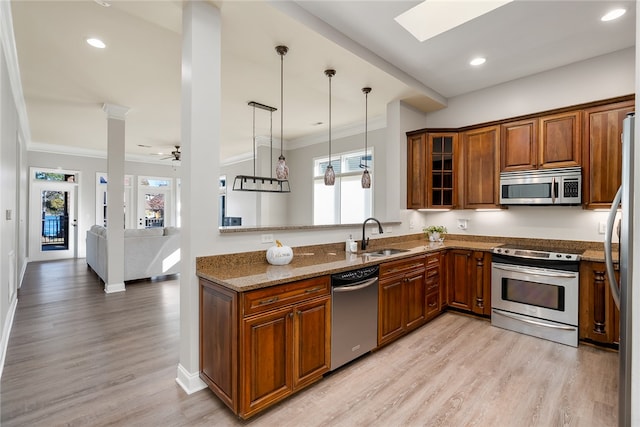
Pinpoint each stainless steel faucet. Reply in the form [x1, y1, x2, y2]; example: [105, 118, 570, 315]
[361, 217, 383, 250]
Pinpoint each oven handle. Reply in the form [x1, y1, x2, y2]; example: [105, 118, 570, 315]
[332, 277, 378, 293]
[492, 263, 577, 279]
[604, 186, 621, 308]
[492, 310, 577, 331]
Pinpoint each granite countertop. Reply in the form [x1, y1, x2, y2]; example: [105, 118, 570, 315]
[196, 234, 612, 292]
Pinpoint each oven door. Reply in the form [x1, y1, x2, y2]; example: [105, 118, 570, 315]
[491, 262, 578, 326]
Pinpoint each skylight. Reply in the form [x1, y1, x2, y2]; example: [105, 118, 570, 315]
[395, 0, 513, 42]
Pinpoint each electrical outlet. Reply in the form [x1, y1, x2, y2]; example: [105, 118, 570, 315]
[598, 221, 606, 234]
[261, 234, 274, 244]
[409, 221, 415, 230]
[386, 226, 393, 233]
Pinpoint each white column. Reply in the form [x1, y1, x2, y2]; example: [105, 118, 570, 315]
[176, 0, 220, 394]
[103, 103, 128, 293]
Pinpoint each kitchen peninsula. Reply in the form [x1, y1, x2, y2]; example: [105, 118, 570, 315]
[197, 233, 614, 419]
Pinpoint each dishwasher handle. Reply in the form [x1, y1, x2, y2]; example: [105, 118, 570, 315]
[332, 277, 378, 293]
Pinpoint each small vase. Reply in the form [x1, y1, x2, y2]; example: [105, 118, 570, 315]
[429, 232, 440, 242]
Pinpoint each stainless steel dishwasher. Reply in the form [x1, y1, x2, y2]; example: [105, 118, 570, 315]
[330, 265, 379, 371]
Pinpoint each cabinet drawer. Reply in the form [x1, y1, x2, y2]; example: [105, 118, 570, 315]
[426, 292, 440, 317]
[243, 276, 330, 317]
[426, 253, 441, 267]
[425, 269, 440, 294]
[380, 255, 426, 278]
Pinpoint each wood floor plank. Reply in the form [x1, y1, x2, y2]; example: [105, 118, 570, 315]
[1, 259, 618, 426]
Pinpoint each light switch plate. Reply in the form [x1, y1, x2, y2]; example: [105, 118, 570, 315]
[5, 209, 11, 220]
[598, 221, 606, 234]
[261, 234, 274, 244]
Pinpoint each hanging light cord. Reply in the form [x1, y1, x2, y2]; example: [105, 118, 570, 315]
[328, 73, 332, 166]
[280, 51, 284, 157]
[269, 109, 273, 177]
[252, 104, 256, 176]
[364, 90, 368, 170]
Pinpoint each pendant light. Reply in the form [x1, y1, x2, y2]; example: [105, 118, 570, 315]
[275, 45, 290, 180]
[361, 87, 372, 189]
[324, 69, 336, 186]
[232, 101, 291, 193]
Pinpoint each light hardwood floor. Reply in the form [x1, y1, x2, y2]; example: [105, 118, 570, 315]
[1, 259, 618, 426]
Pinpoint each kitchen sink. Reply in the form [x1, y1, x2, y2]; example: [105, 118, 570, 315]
[364, 248, 410, 257]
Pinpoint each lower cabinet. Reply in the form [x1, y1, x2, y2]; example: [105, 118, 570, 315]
[200, 275, 330, 419]
[378, 253, 444, 347]
[446, 250, 491, 316]
[579, 261, 620, 346]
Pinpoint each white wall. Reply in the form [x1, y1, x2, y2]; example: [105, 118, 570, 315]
[0, 5, 27, 377]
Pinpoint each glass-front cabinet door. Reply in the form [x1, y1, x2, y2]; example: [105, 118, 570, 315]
[428, 133, 457, 208]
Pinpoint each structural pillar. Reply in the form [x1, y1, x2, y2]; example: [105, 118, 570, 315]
[176, 0, 220, 393]
[103, 103, 128, 294]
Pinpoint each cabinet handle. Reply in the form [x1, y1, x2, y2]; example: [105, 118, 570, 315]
[297, 310, 302, 316]
[428, 302, 438, 308]
[258, 296, 279, 305]
[305, 286, 323, 294]
[289, 312, 294, 319]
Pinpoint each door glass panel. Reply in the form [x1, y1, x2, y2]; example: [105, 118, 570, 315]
[143, 192, 165, 228]
[501, 278, 565, 311]
[41, 190, 69, 251]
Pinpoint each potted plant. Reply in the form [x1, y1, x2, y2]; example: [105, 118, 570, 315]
[424, 225, 447, 242]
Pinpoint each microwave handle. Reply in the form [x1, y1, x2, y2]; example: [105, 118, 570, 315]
[551, 177, 557, 204]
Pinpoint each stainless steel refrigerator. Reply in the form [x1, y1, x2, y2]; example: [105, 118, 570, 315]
[605, 112, 634, 426]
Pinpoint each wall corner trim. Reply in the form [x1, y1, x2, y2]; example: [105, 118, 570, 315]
[176, 363, 207, 395]
[0, 298, 18, 379]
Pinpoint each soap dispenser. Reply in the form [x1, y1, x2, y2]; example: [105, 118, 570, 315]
[346, 234, 357, 253]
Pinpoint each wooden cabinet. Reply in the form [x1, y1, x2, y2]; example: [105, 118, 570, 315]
[447, 250, 491, 316]
[425, 252, 443, 320]
[200, 276, 330, 419]
[406, 131, 457, 209]
[378, 255, 429, 346]
[579, 261, 620, 346]
[501, 111, 581, 172]
[407, 133, 427, 209]
[460, 125, 500, 209]
[582, 100, 635, 209]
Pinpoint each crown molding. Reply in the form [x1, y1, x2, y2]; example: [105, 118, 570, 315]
[0, 1, 32, 145]
[27, 141, 179, 166]
[288, 114, 386, 150]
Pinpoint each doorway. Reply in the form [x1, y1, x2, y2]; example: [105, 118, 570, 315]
[137, 176, 173, 229]
[29, 169, 78, 261]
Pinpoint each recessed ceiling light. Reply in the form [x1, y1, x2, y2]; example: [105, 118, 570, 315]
[395, 0, 513, 42]
[470, 57, 486, 66]
[601, 8, 626, 21]
[86, 38, 106, 49]
[94, 0, 111, 7]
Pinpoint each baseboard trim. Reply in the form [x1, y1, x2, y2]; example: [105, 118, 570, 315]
[104, 282, 125, 293]
[176, 363, 207, 395]
[0, 297, 18, 379]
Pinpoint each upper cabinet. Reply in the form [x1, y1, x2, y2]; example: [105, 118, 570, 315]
[407, 133, 427, 209]
[407, 132, 457, 209]
[460, 126, 500, 209]
[501, 111, 581, 172]
[582, 100, 635, 209]
[407, 95, 634, 211]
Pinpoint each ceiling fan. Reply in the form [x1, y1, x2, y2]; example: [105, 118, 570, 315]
[160, 145, 181, 161]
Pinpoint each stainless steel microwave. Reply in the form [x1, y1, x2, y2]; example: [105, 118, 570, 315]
[499, 167, 582, 205]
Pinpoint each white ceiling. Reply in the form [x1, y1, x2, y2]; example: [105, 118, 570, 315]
[11, 0, 636, 164]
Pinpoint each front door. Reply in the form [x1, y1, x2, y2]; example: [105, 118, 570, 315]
[136, 176, 172, 229]
[29, 169, 77, 261]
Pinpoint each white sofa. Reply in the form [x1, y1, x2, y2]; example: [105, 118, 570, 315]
[86, 225, 180, 283]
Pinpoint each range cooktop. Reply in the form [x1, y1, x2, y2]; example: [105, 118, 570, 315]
[492, 244, 581, 262]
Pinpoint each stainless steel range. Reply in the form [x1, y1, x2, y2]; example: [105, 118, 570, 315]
[491, 245, 580, 347]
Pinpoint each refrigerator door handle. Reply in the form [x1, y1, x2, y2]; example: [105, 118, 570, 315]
[604, 186, 621, 308]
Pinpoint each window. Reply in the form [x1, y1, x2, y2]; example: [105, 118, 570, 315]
[313, 149, 373, 225]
